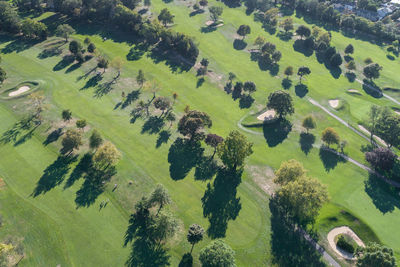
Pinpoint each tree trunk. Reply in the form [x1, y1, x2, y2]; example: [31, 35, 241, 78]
[190, 243, 195, 254]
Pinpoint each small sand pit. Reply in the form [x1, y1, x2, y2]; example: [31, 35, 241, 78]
[329, 99, 339, 108]
[327, 226, 365, 260]
[8, 86, 30, 97]
[347, 89, 361, 94]
[257, 110, 276, 121]
[205, 20, 224, 27]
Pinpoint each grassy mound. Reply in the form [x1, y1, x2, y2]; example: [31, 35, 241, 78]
[0, 81, 40, 100]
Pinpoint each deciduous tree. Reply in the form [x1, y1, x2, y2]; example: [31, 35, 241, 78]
[187, 224, 205, 254]
[158, 8, 174, 26]
[321, 127, 340, 147]
[62, 109, 72, 122]
[93, 141, 121, 170]
[148, 184, 171, 215]
[355, 243, 396, 267]
[237, 24, 251, 39]
[274, 159, 306, 186]
[267, 90, 294, 118]
[209, 6, 223, 22]
[302, 115, 316, 133]
[55, 24, 75, 42]
[89, 129, 103, 150]
[199, 240, 236, 267]
[61, 129, 82, 154]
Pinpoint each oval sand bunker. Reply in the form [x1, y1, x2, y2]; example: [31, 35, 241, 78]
[329, 99, 339, 108]
[9, 86, 30, 96]
[257, 110, 276, 121]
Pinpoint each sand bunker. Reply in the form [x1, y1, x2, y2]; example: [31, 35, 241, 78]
[329, 99, 339, 108]
[257, 110, 276, 121]
[358, 125, 388, 146]
[327, 226, 365, 260]
[205, 20, 224, 27]
[8, 86, 30, 96]
[347, 89, 361, 94]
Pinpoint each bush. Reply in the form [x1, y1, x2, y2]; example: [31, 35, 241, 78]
[336, 234, 355, 254]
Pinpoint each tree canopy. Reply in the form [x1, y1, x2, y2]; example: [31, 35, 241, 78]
[55, 24, 75, 41]
[302, 115, 316, 133]
[363, 63, 382, 81]
[187, 224, 205, 253]
[93, 141, 121, 170]
[237, 25, 251, 39]
[158, 8, 174, 26]
[209, 6, 223, 22]
[321, 127, 340, 147]
[274, 159, 306, 186]
[267, 90, 294, 118]
[355, 242, 397, 267]
[178, 110, 212, 141]
[199, 240, 236, 267]
[61, 129, 82, 154]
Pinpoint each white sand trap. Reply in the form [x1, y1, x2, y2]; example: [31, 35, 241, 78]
[205, 20, 224, 27]
[329, 99, 339, 108]
[9, 86, 30, 96]
[327, 226, 365, 260]
[358, 125, 388, 146]
[257, 110, 276, 121]
[348, 89, 360, 94]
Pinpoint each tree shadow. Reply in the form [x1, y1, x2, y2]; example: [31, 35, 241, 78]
[194, 156, 219, 181]
[364, 173, 400, 214]
[178, 253, 193, 267]
[37, 47, 62, 59]
[239, 95, 254, 109]
[362, 79, 383, 98]
[295, 84, 309, 98]
[345, 72, 356, 83]
[43, 128, 63, 146]
[121, 90, 141, 109]
[77, 66, 97, 81]
[53, 55, 75, 71]
[65, 62, 82, 73]
[328, 66, 342, 79]
[318, 146, 347, 172]
[94, 80, 116, 98]
[202, 168, 242, 239]
[156, 130, 171, 148]
[126, 238, 170, 267]
[75, 166, 116, 208]
[189, 9, 205, 17]
[269, 197, 325, 267]
[299, 132, 315, 155]
[167, 138, 204, 180]
[141, 116, 165, 135]
[126, 45, 146, 61]
[293, 39, 314, 57]
[0, 116, 37, 146]
[282, 78, 292, 89]
[196, 77, 205, 88]
[263, 118, 292, 147]
[201, 25, 218, 33]
[148, 46, 195, 73]
[32, 155, 78, 197]
[64, 153, 93, 189]
[233, 39, 247, 50]
[1, 38, 40, 54]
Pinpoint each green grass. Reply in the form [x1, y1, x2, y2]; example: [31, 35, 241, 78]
[0, 1, 400, 266]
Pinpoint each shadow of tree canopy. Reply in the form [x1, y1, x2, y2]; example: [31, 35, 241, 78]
[156, 130, 171, 148]
[365, 173, 400, 214]
[81, 73, 103, 90]
[37, 46, 63, 59]
[1, 37, 40, 54]
[194, 156, 219, 181]
[263, 119, 292, 147]
[196, 77, 205, 88]
[126, 45, 146, 61]
[32, 155, 78, 197]
[168, 138, 204, 180]
[282, 78, 292, 89]
[269, 197, 325, 267]
[126, 238, 170, 267]
[53, 55, 75, 71]
[318, 146, 347, 172]
[43, 128, 63, 146]
[233, 39, 247, 50]
[189, 9, 205, 17]
[202, 168, 242, 239]
[299, 132, 315, 155]
[75, 166, 116, 208]
[201, 25, 218, 33]
[345, 71, 356, 82]
[0, 116, 37, 146]
[64, 153, 92, 189]
[141, 116, 165, 135]
[178, 253, 193, 267]
[293, 39, 314, 57]
[295, 84, 309, 98]
[94, 79, 117, 98]
[65, 62, 82, 73]
[148, 46, 195, 73]
[121, 90, 141, 109]
[362, 79, 383, 98]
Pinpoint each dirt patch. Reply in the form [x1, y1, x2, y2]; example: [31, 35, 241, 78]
[9, 86, 30, 96]
[248, 165, 276, 196]
[0, 178, 5, 189]
[329, 99, 339, 108]
[358, 125, 387, 147]
[327, 226, 365, 260]
[257, 110, 275, 121]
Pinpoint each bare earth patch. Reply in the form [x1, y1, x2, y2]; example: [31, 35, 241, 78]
[358, 125, 387, 146]
[248, 165, 276, 196]
[9, 86, 30, 96]
[327, 226, 365, 260]
[257, 109, 275, 121]
[329, 99, 339, 108]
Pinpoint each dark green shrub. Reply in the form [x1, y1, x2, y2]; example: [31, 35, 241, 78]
[336, 234, 355, 254]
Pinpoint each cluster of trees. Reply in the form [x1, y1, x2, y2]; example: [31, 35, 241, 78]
[368, 106, 400, 148]
[273, 159, 330, 226]
[355, 242, 397, 267]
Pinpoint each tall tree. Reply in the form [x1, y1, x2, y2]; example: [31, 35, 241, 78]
[355, 243, 396, 267]
[69, 40, 81, 55]
[363, 63, 382, 81]
[199, 240, 236, 267]
[321, 127, 340, 147]
[296, 25, 311, 39]
[302, 115, 316, 133]
[93, 141, 121, 170]
[158, 8, 174, 26]
[178, 110, 212, 141]
[284, 66, 293, 78]
[267, 90, 294, 118]
[297, 66, 311, 84]
[209, 6, 223, 22]
[97, 56, 109, 73]
[61, 129, 82, 154]
[187, 224, 205, 254]
[280, 17, 293, 33]
[205, 133, 224, 158]
[274, 159, 306, 186]
[237, 25, 251, 39]
[365, 147, 396, 172]
[217, 130, 253, 172]
[345, 44, 354, 55]
[55, 24, 75, 42]
[136, 69, 146, 88]
[148, 184, 172, 215]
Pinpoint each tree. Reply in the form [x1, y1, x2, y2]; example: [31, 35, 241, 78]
[209, 6, 223, 22]
[296, 25, 311, 39]
[76, 119, 87, 131]
[280, 17, 293, 33]
[93, 141, 121, 170]
[199, 0, 208, 8]
[136, 69, 146, 88]
[89, 130, 103, 150]
[153, 96, 171, 116]
[148, 184, 171, 215]
[375, 110, 400, 148]
[62, 109, 72, 122]
[321, 127, 340, 147]
[275, 176, 329, 226]
[55, 24, 75, 42]
[217, 130, 253, 171]
[243, 81, 256, 94]
[187, 224, 205, 254]
[200, 58, 209, 67]
[346, 60, 356, 70]
[228, 72, 236, 82]
[345, 44, 354, 55]
[355, 243, 396, 267]
[284, 66, 293, 78]
[110, 57, 124, 78]
[178, 110, 212, 141]
[302, 115, 316, 133]
[158, 8, 174, 26]
[330, 53, 343, 67]
[365, 147, 396, 172]
[364, 57, 373, 64]
[254, 36, 265, 50]
[271, 51, 282, 63]
[363, 63, 382, 81]
[69, 40, 81, 55]
[97, 56, 109, 73]
[205, 133, 224, 158]
[87, 43, 96, 53]
[297, 66, 311, 84]
[75, 52, 84, 64]
[0, 67, 6, 84]
[84, 37, 91, 44]
[61, 129, 82, 154]
[237, 25, 251, 40]
[393, 40, 399, 53]
[144, 0, 151, 7]
[21, 18, 47, 40]
[267, 90, 294, 118]
[274, 159, 306, 186]
[199, 240, 236, 267]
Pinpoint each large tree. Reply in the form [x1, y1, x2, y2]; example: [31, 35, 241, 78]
[55, 24, 75, 42]
[217, 130, 253, 172]
[365, 147, 396, 172]
[205, 133, 224, 158]
[237, 24, 251, 39]
[363, 63, 382, 81]
[284, 66, 293, 78]
[148, 184, 171, 215]
[199, 240, 236, 267]
[187, 224, 205, 254]
[280, 17, 293, 33]
[296, 25, 311, 39]
[297, 66, 311, 84]
[69, 40, 81, 55]
[355, 243, 396, 267]
[274, 159, 306, 186]
[158, 8, 174, 26]
[321, 127, 340, 147]
[267, 90, 294, 118]
[209, 6, 223, 22]
[345, 44, 354, 55]
[178, 110, 212, 141]
[302, 115, 316, 133]
[61, 129, 82, 154]
[93, 141, 121, 170]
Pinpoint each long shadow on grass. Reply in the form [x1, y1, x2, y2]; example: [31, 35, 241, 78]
[202, 168, 242, 239]
[263, 118, 292, 147]
[64, 153, 92, 189]
[269, 197, 325, 267]
[318, 146, 347, 172]
[365, 173, 400, 214]
[121, 90, 141, 109]
[43, 128, 63, 146]
[1, 38, 40, 54]
[125, 237, 170, 267]
[32, 155, 78, 197]
[167, 138, 204, 180]
[53, 55, 75, 71]
[0, 116, 38, 146]
[299, 132, 315, 155]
